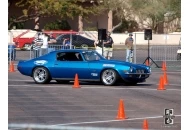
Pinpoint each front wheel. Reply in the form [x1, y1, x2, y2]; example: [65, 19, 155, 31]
[101, 69, 118, 86]
[33, 67, 51, 84]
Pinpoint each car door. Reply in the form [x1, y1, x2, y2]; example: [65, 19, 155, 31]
[51, 52, 73, 79]
[66, 52, 91, 80]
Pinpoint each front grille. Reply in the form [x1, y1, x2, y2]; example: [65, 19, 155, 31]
[136, 69, 145, 74]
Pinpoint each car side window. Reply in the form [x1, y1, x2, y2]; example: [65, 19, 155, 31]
[66, 52, 83, 61]
[57, 52, 83, 61]
[75, 53, 83, 61]
[56, 52, 67, 61]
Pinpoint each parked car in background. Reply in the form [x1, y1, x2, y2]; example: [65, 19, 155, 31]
[11, 29, 78, 50]
[13, 30, 36, 50]
[17, 49, 151, 86]
[55, 34, 95, 49]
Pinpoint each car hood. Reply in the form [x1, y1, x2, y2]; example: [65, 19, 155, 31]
[98, 60, 148, 68]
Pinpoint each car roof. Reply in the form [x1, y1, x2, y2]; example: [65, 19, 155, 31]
[52, 49, 94, 53]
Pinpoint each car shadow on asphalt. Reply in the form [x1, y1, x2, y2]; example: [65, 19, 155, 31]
[25, 81, 153, 87]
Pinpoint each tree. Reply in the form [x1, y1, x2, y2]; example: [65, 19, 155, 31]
[93, 0, 181, 33]
[91, 0, 133, 33]
[129, 0, 181, 33]
[8, 0, 96, 30]
[44, 20, 71, 30]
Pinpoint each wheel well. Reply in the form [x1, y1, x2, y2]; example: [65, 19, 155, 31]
[32, 66, 52, 79]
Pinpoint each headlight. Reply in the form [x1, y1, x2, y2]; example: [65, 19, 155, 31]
[147, 67, 151, 73]
[129, 66, 133, 72]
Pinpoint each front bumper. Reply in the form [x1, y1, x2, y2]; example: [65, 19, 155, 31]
[121, 73, 150, 83]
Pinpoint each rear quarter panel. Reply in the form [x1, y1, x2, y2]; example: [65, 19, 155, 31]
[17, 53, 56, 76]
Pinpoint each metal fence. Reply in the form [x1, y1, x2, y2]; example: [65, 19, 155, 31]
[29, 45, 75, 59]
[8, 32, 181, 69]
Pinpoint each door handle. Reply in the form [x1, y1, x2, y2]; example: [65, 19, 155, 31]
[54, 63, 58, 65]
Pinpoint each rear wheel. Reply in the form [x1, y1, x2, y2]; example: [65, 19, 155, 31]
[33, 67, 51, 84]
[101, 69, 118, 86]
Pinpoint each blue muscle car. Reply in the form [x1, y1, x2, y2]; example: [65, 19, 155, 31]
[17, 49, 151, 86]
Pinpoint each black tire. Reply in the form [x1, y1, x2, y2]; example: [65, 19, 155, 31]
[101, 69, 118, 86]
[56, 80, 70, 84]
[33, 67, 51, 84]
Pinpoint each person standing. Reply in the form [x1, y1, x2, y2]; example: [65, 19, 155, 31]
[48, 33, 56, 44]
[33, 32, 43, 58]
[63, 38, 70, 49]
[103, 32, 114, 60]
[41, 33, 49, 55]
[125, 33, 134, 62]
[94, 39, 103, 55]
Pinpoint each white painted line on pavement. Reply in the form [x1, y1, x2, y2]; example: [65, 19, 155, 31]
[147, 82, 181, 86]
[8, 79, 33, 81]
[152, 71, 181, 74]
[52, 115, 181, 126]
[9, 109, 136, 112]
[83, 87, 181, 91]
[8, 84, 181, 91]
[8, 96, 74, 99]
[9, 104, 114, 107]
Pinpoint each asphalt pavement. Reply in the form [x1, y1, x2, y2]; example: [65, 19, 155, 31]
[8, 69, 181, 130]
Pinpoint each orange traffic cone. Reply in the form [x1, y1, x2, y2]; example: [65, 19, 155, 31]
[9, 61, 15, 72]
[162, 61, 167, 71]
[73, 73, 80, 88]
[163, 71, 168, 85]
[143, 119, 149, 130]
[145, 59, 150, 66]
[157, 76, 166, 90]
[116, 99, 127, 119]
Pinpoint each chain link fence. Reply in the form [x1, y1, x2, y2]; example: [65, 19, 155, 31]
[8, 31, 181, 69]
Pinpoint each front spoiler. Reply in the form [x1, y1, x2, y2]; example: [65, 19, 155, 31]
[122, 73, 150, 83]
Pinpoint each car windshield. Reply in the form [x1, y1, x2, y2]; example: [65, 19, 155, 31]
[82, 51, 103, 61]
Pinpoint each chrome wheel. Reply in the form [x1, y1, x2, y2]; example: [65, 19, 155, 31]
[101, 69, 117, 85]
[33, 67, 50, 84]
